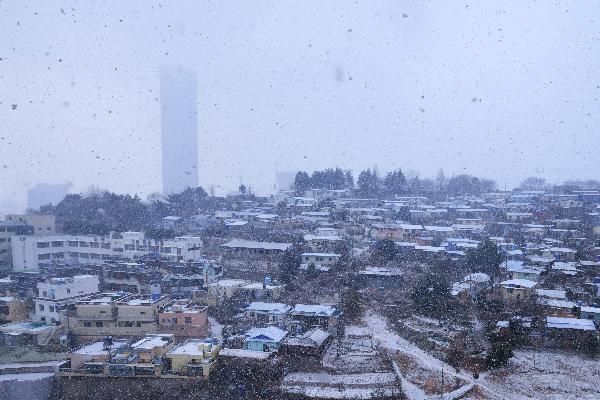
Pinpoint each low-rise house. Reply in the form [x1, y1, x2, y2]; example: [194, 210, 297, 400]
[301, 253, 341, 269]
[221, 239, 292, 256]
[158, 301, 209, 337]
[551, 262, 580, 277]
[580, 306, 600, 323]
[369, 224, 405, 241]
[207, 278, 285, 305]
[537, 297, 577, 317]
[289, 304, 341, 334]
[67, 293, 170, 339]
[463, 272, 491, 290]
[164, 338, 221, 378]
[498, 279, 537, 301]
[282, 328, 331, 357]
[69, 340, 129, 371]
[245, 302, 291, 326]
[35, 274, 100, 325]
[0, 321, 58, 346]
[543, 247, 577, 262]
[451, 273, 490, 299]
[243, 326, 288, 352]
[544, 316, 597, 349]
[0, 296, 28, 323]
[507, 264, 545, 282]
[356, 267, 403, 288]
[108, 334, 175, 377]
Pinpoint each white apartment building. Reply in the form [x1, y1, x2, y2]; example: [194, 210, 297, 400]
[11, 232, 203, 272]
[5, 214, 56, 235]
[34, 274, 100, 325]
[301, 252, 341, 268]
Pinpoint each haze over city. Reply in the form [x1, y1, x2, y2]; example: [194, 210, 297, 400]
[1, 0, 599, 212]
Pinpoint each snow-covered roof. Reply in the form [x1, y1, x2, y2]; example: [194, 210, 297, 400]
[221, 239, 292, 251]
[581, 306, 600, 314]
[167, 338, 216, 356]
[218, 348, 271, 359]
[74, 340, 128, 355]
[246, 302, 291, 314]
[292, 304, 339, 317]
[535, 289, 567, 299]
[464, 272, 490, 283]
[423, 226, 454, 232]
[358, 267, 403, 277]
[451, 282, 471, 296]
[304, 234, 342, 242]
[398, 224, 424, 230]
[500, 279, 537, 289]
[132, 334, 173, 350]
[301, 252, 341, 258]
[285, 328, 331, 348]
[244, 326, 288, 343]
[546, 317, 596, 331]
[537, 298, 575, 309]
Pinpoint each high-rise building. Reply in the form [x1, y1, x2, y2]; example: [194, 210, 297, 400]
[160, 66, 199, 194]
[27, 182, 72, 210]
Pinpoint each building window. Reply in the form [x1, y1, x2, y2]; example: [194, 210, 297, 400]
[37, 242, 50, 248]
[84, 321, 92, 327]
[39, 304, 44, 311]
[42, 291, 47, 297]
[49, 305, 55, 312]
[185, 316, 192, 324]
[96, 321, 103, 327]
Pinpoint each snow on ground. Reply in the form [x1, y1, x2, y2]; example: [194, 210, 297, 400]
[284, 385, 398, 399]
[364, 311, 452, 372]
[284, 372, 397, 385]
[365, 310, 600, 400]
[0, 360, 63, 370]
[477, 350, 600, 400]
[364, 310, 467, 396]
[282, 371, 402, 399]
[321, 337, 386, 374]
[0, 372, 54, 382]
[208, 316, 223, 342]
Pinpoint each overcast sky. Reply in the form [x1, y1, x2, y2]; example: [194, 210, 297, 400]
[1, 0, 599, 213]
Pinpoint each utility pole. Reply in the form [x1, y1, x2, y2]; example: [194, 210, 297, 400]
[441, 366, 444, 396]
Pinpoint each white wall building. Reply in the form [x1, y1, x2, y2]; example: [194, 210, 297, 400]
[34, 274, 100, 325]
[11, 232, 203, 272]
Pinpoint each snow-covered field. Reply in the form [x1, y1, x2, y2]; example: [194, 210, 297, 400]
[0, 360, 62, 370]
[476, 350, 600, 400]
[364, 310, 468, 397]
[0, 372, 54, 382]
[282, 371, 401, 399]
[365, 310, 600, 400]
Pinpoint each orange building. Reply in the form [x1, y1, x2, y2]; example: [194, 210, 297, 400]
[158, 301, 209, 337]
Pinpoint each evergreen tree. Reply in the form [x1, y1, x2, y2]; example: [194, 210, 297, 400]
[279, 246, 301, 286]
[341, 288, 363, 322]
[294, 171, 311, 194]
[383, 169, 407, 196]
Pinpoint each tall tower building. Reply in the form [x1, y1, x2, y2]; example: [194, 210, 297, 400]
[160, 65, 199, 194]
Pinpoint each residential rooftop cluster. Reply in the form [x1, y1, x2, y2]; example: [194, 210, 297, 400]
[2, 179, 600, 398]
